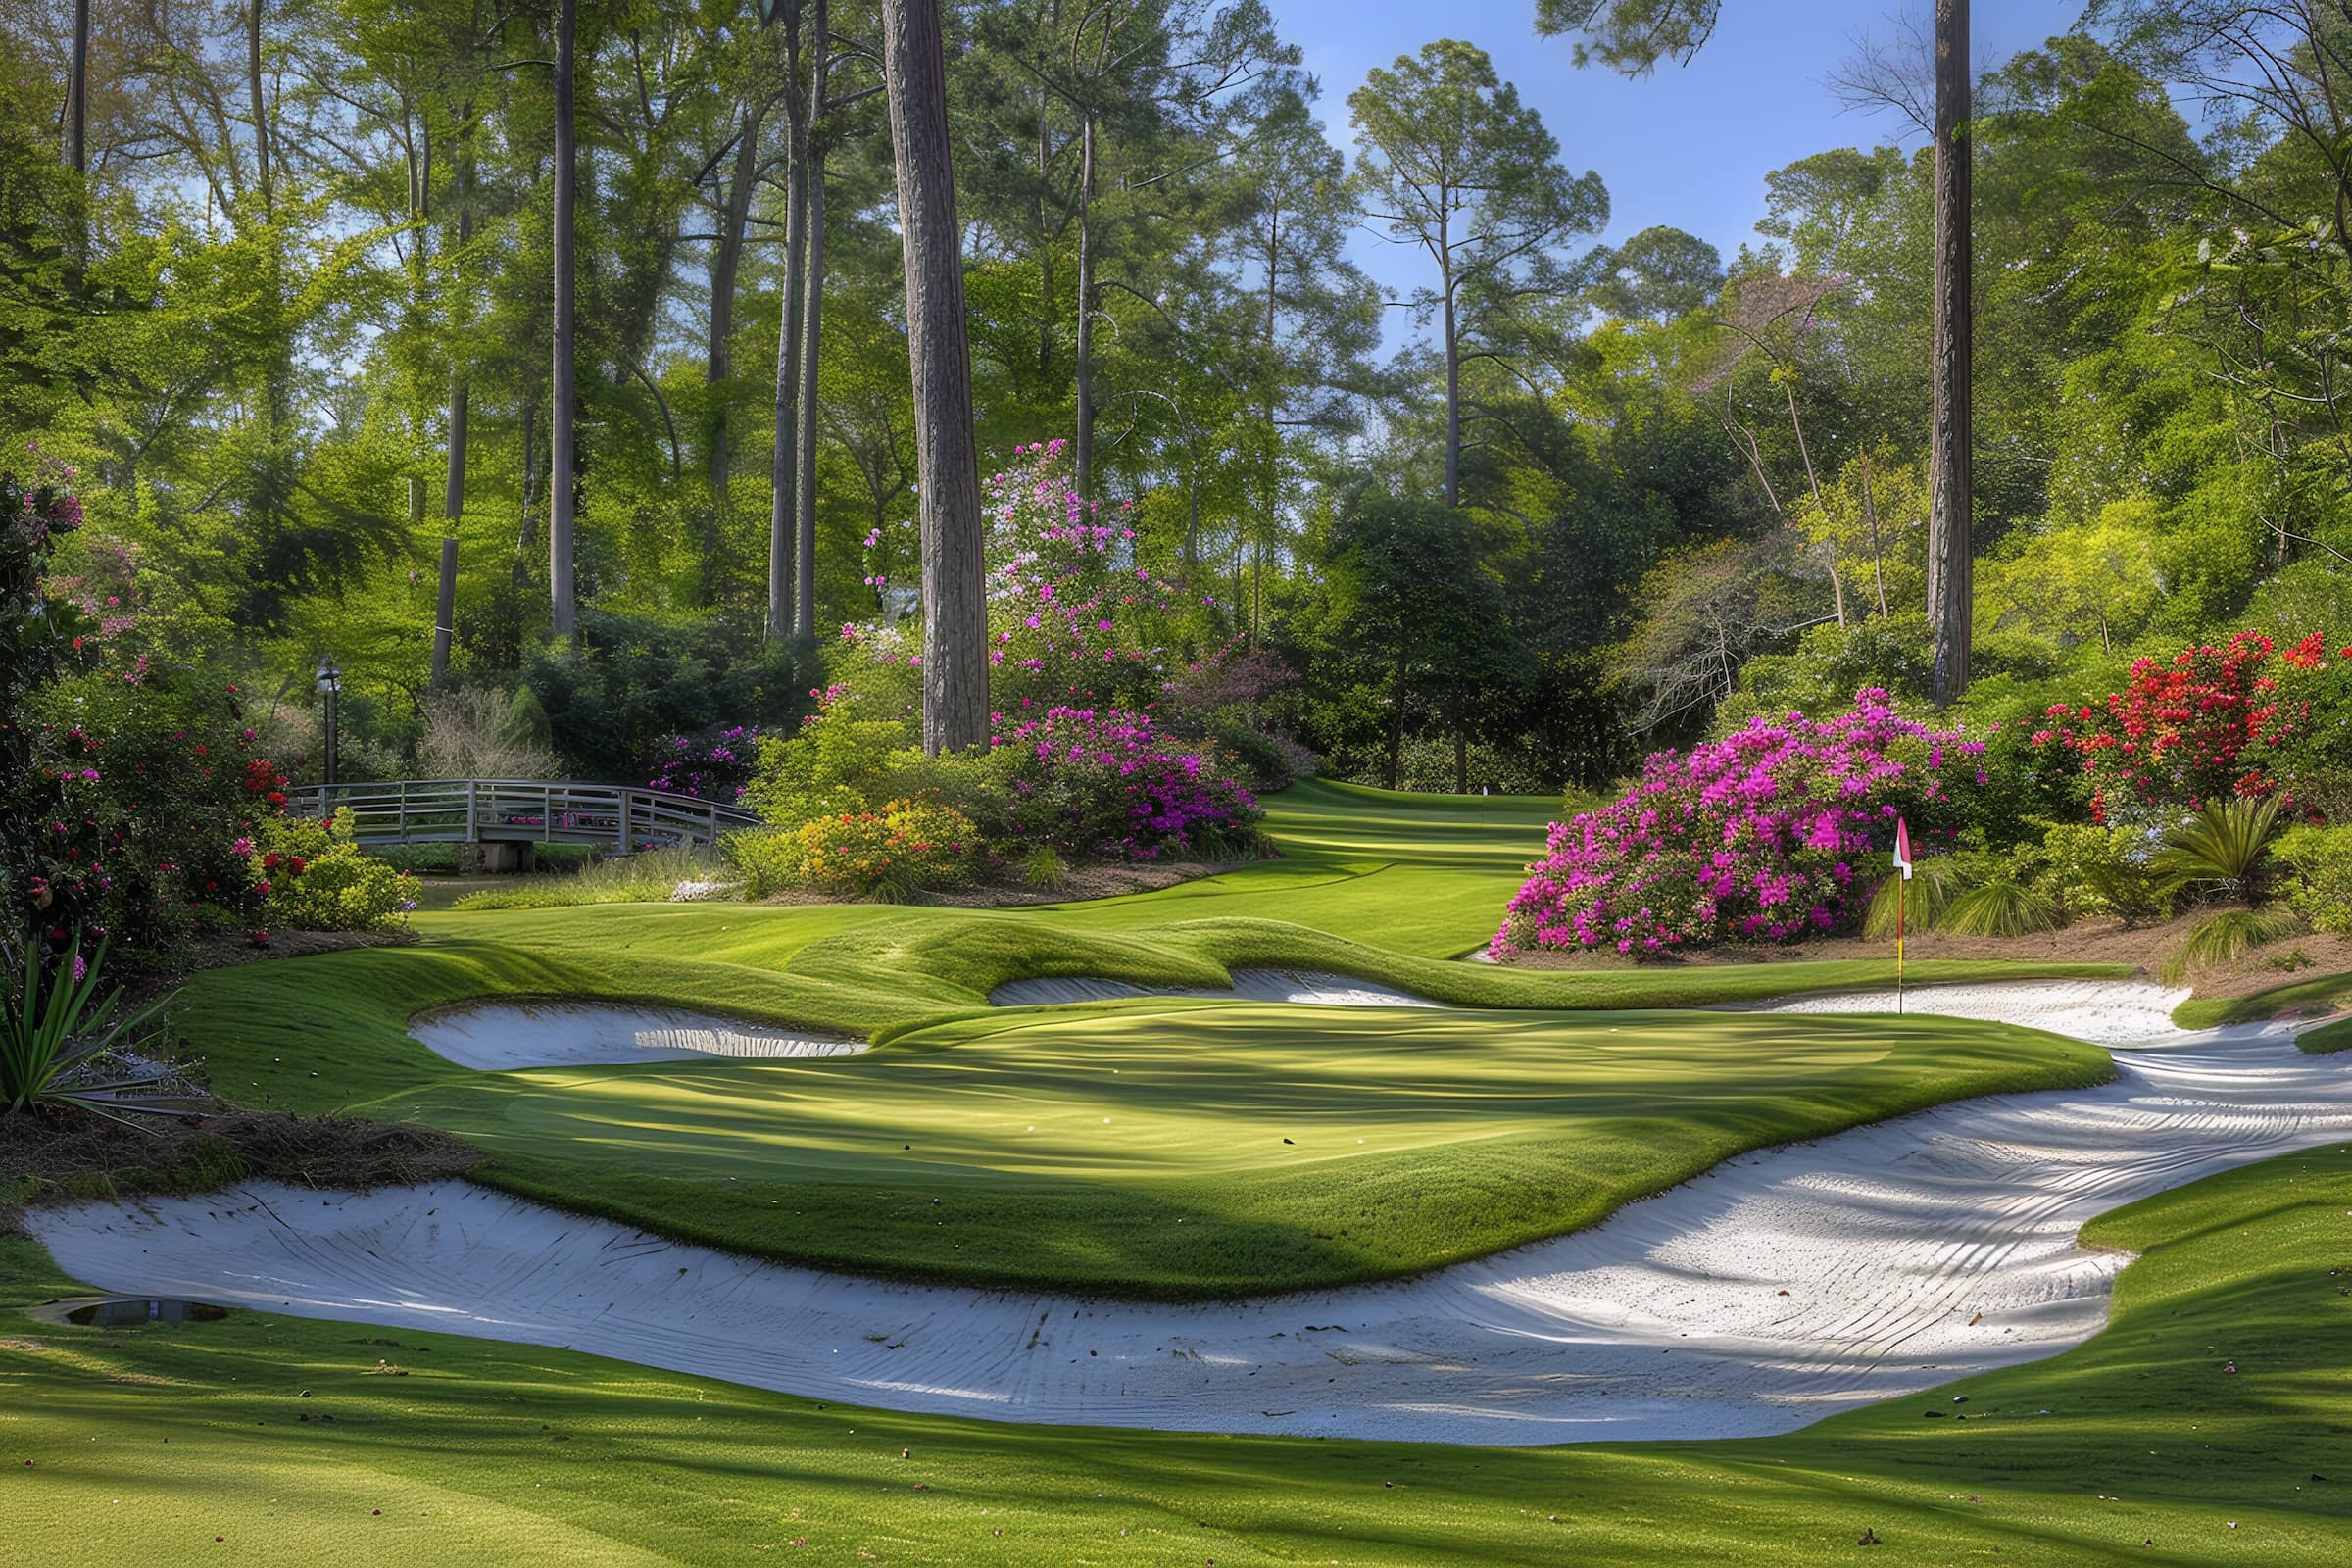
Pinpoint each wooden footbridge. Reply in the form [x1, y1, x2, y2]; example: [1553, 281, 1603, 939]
[301, 779, 760, 861]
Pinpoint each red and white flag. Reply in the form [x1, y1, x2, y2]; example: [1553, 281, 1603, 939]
[1892, 816, 1913, 881]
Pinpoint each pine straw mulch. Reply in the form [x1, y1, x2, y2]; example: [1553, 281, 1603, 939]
[0, 1107, 480, 1234]
[1490, 915, 2352, 1004]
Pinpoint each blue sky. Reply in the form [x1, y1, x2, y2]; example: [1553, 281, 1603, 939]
[1268, 0, 2087, 305]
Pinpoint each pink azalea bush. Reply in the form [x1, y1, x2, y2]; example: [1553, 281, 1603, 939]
[995, 705, 1258, 860]
[1492, 690, 1984, 957]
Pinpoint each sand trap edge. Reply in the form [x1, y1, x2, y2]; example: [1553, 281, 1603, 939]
[988, 968, 1444, 1009]
[409, 1000, 867, 1070]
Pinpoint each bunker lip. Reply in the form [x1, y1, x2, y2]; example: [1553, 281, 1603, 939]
[989, 968, 1443, 1008]
[35, 980, 2352, 1446]
[409, 1001, 865, 1070]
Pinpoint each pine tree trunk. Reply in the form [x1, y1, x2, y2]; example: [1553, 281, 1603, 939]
[1073, 110, 1097, 501]
[792, 5, 832, 648]
[248, 1, 272, 213]
[708, 98, 765, 504]
[880, 0, 987, 755]
[549, 0, 578, 639]
[1443, 283, 1460, 508]
[768, 141, 807, 641]
[431, 537, 459, 687]
[66, 0, 89, 173]
[793, 151, 826, 645]
[444, 128, 473, 528]
[1927, 0, 1973, 705]
[442, 133, 472, 681]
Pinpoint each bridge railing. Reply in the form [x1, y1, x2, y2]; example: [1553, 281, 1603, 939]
[298, 779, 761, 854]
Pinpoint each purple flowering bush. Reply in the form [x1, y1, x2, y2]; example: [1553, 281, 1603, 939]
[648, 724, 762, 803]
[1492, 690, 1985, 957]
[996, 705, 1259, 860]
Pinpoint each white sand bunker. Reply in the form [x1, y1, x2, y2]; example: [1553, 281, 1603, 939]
[991, 967, 1441, 1008]
[411, 1003, 864, 1069]
[38, 980, 2352, 1446]
[1752, 977, 2194, 1046]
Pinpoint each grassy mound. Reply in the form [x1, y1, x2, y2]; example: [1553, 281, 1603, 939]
[403, 1002, 2106, 1296]
[6, 1141, 2348, 1564]
[142, 780, 2128, 1297]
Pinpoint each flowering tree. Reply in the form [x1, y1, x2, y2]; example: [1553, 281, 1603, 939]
[751, 439, 1263, 870]
[1493, 689, 1984, 956]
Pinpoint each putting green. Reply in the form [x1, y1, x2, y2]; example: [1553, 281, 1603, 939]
[381, 1002, 2106, 1296]
[7, 1142, 2347, 1565]
[162, 779, 2128, 1298]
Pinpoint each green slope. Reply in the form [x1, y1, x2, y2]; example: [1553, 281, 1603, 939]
[6, 1142, 2347, 1565]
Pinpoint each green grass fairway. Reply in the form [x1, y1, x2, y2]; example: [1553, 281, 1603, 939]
[2300, 1015, 2352, 1054]
[148, 780, 2128, 1297]
[1038, 779, 1563, 954]
[388, 1002, 2107, 1295]
[2174, 970, 2352, 1033]
[7, 1142, 2347, 1565]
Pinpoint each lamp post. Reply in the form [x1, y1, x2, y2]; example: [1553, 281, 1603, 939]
[316, 655, 344, 789]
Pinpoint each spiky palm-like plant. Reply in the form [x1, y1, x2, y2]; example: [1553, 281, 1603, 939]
[2151, 796, 2281, 903]
[2157, 907, 2306, 986]
[1939, 879, 2065, 938]
[1862, 858, 1965, 940]
[1, 931, 180, 1123]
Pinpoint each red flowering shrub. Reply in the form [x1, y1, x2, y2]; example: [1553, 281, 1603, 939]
[2033, 631, 2352, 822]
[248, 808, 420, 930]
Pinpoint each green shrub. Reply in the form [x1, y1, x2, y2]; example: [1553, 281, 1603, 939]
[1022, 845, 1069, 890]
[740, 685, 922, 823]
[2277, 824, 2352, 936]
[2036, 822, 2169, 923]
[522, 609, 806, 780]
[725, 797, 977, 902]
[251, 809, 421, 932]
[1211, 723, 1298, 792]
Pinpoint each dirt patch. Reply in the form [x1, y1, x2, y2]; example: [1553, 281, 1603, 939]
[1491, 916, 2352, 1002]
[0, 1108, 479, 1232]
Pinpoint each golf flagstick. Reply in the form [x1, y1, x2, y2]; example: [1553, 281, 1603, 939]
[1892, 816, 1912, 1014]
